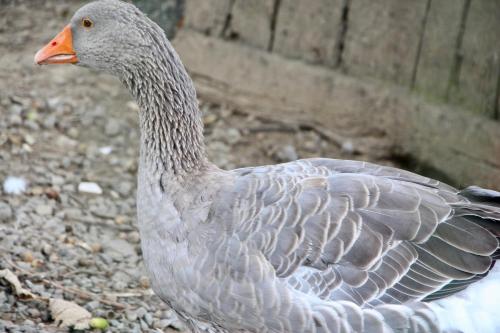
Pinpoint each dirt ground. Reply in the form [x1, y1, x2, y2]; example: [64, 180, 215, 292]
[0, 1, 400, 332]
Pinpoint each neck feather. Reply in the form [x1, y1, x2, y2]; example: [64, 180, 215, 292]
[120, 32, 206, 176]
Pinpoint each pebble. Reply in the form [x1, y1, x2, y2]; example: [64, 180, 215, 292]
[225, 128, 241, 144]
[170, 318, 186, 331]
[126, 101, 139, 112]
[139, 319, 149, 330]
[126, 310, 138, 322]
[127, 231, 140, 244]
[77, 258, 93, 267]
[106, 239, 136, 258]
[156, 318, 173, 329]
[115, 215, 128, 224]
[105, 119, 121, 136]
[139, 275, 150, 289]
[341, 140, 355, 155]
[85, 300, 100, 311]
[135, 307, 148, 319]
[0, 201, 13, 222]
[203, 113, 218, 126]
[35, 204, 53, 216]
[144, 313, 154, 327]
[91, 243, 103, 253]
[41, 243, 53, 256]
[115, 181, 133, 196]
[67, 127, 79, 139]
[78, 182, 103, 195]
[3, 176, 27, 195]
[21, 251, 34, 263]
[274, 145, 298, 162]
[98, 146, 113, 155]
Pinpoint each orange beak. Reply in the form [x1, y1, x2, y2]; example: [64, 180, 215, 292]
[35, 25, 78, 65]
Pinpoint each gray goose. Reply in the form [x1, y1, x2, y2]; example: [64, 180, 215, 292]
[35, 1, 500, 332]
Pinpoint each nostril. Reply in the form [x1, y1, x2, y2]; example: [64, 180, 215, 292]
[51, 41, 57, 46]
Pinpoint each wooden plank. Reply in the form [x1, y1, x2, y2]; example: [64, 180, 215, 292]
[413, 0, 464, 99]
[272, 0, 343, 66]
[343, 0, 427, 85]
[183, 0, 232, 36]
[452, 0, 500, 117]
[173, 30, 500, 188]
[227, 0, 275, 50]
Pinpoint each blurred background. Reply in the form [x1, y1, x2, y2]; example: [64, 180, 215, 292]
[0, 0, 498, 332]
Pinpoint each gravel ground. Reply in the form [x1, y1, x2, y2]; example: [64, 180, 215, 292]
[0, 1, 400, 332]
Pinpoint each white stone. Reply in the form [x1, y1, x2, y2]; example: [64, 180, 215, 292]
[3, 176, 27, 195]
[78, 182, 103, 195]
[98, 146, 113, 155]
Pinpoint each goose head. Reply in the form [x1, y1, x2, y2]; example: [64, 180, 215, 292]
[34, 0, 162, 76]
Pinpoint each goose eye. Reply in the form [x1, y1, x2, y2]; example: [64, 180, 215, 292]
[82, 18, 93, 28]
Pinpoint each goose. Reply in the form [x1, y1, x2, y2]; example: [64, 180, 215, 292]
[34, 1, 500, 332]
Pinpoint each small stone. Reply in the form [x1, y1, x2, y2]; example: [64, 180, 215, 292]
[0, 202, 13, 222]
[106, 239, 136, 257]
[161, 309, 176, 320]
[78, 258, 93, 267]
[126, 101, 139, 112]
[139, 276, 150, 289]
[225, 128, 241, 144]
[125, 310, 138, 322]
[139, 319, 149, 330]
[35, 204, 53, 216]
[105, 120, 121, 136]
[24, 134, 36, 145]
[135, 307, 147, 319]
[274, 145, 298, 162]
[85, 301, 100, 311]
[21, 251, 34, 263]
[203, 113, 218, 126]
[43, 114, 57, 128]
[156, 319, 173, 329]
[3, 176, 27, 195]
[41, 243, 53, 256]
[50, 175, 65, 186]
[67, 127, 79, 139]
[98, 146, 113, 155]
[169, 318, 186, 331]
[31, 259, 44, 268]
[31, 186, 44, 196]
[341, 140, 355, 155]
[144, 313, 154, 327]
[22, 319, 35, 326]
[115, 215, 128, 225]
[112, 271, 131, 286]
[78, 182, 103, 195]
[127, 231, 140, 244]
[115, 182, 133, 196]
[28, 308, 40, 318]
[55, 135, 77, 148]
[91, 243, 103, 253]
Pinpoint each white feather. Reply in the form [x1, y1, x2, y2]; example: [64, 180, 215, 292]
[430, 264, 500, 333]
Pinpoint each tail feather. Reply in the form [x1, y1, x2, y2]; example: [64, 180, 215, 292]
[459, 186, 500, 204]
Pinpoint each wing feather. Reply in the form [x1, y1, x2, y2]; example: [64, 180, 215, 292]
[226, 158, 499, 314]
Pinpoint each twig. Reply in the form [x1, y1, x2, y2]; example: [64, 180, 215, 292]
[104, 289, 155, 298]
[3, 256, 127, 309]
[71, 216, 135, 232]
[61, 269, 104, 278]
